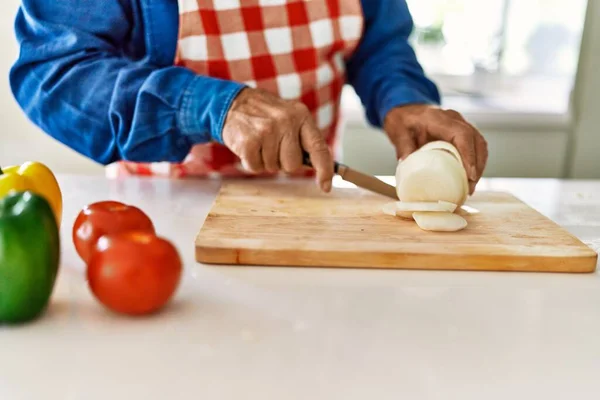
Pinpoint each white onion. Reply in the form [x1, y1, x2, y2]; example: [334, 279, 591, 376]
[382, 200, 457, 219]
[381, 202, 397, 217]
[413, 212, 468, 232]
[382, 141, 472, 231]
[418, 140, 463, 162]
[395, 141, 469, 207]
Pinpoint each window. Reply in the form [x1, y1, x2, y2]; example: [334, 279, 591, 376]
[406, 0, 588, 109]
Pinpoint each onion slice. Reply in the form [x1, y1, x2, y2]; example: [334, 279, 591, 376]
[382, 201, 458, 219]
[382, 202, 397, 217]
[413, 212, 468, 232]
[397, 201, 458, 213]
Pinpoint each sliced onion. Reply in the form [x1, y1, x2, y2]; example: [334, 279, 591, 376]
[382, 201, 458, 219]
[390, 141, 472, 230]
[413, 212, 468, 232]
[418, 140, 462, 162]
[381, 202, 397, 217]
[395, 201, 457, 213]
[396, 201, 457, 219]
[418, 141, 469, 205]
[460, 205, 480, 215]
[396, 150, 467, 206]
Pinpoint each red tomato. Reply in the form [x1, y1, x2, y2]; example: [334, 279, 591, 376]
[72, 201, 155, 263]
[87, 231, 182, 315]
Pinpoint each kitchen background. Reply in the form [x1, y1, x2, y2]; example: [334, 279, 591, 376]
[1, 0, 598, 178]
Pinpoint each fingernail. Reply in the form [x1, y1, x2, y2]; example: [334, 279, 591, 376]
[323, 180, 332, 193]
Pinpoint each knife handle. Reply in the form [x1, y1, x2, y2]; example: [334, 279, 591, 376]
[302, 150, 340, 174]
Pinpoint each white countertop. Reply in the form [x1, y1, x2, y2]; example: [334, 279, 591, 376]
[2, 175, 600, 400]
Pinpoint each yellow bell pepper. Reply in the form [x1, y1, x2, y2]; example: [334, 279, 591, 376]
[0, 162, 62, 226]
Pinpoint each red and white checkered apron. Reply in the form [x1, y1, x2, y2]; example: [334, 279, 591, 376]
[107, 0, 364, 179]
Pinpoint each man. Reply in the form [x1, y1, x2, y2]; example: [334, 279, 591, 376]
[10, 0, 487, 193]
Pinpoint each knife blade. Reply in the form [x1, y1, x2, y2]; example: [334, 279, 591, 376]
[302, 151, 398, 199]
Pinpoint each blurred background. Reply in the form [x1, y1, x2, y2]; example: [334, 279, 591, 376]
[1, 0, 598, 178]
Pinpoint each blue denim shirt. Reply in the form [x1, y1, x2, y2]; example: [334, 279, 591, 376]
[9, 0, 440, 165]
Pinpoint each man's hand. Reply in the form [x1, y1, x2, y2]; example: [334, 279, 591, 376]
[384, 104, 488, 194]
[222, 88, 334, 192]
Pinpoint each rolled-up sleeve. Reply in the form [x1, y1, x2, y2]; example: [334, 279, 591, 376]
[9, 0, 244, 165]
[346, 0, 441, 128]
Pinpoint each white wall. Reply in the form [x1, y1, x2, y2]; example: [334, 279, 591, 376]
[341, 121, 569, 178]
[0, 0, 102, 174]
[339, 86, 572, 178]
[568, 0, 600, 179]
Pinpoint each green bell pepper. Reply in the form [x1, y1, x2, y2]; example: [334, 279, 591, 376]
[0, 191, 60, 323]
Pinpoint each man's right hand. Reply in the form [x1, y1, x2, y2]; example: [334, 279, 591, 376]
[222, 88, 334, 193]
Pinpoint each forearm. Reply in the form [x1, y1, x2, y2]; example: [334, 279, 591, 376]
[9, 0, 244, 165]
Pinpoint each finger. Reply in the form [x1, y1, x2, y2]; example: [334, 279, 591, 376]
[241, 155, 264, 174]
[391, 127, 418, 160]
[428, 115, 477, 182]
[446, 110, 486, 193]
[452, 125, 478, 183]
[299, 119, 334, 192]
[445, 109, 467, 123]
[475, 132, 488, 178]
[468, 180, 476, 195]
[472, 132, 488, 193]
[461, 124, 486, 194]
[280, 133, 303, 174]
[240, 141, 264, 174]
[261, 136, 280, 173]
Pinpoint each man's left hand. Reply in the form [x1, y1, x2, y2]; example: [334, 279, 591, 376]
[384, 104, 488, 194]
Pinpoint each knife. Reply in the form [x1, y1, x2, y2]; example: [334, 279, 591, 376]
[302, 151, 398, 199]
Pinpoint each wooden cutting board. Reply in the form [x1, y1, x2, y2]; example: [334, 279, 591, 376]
[195, 180, 598, 272]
